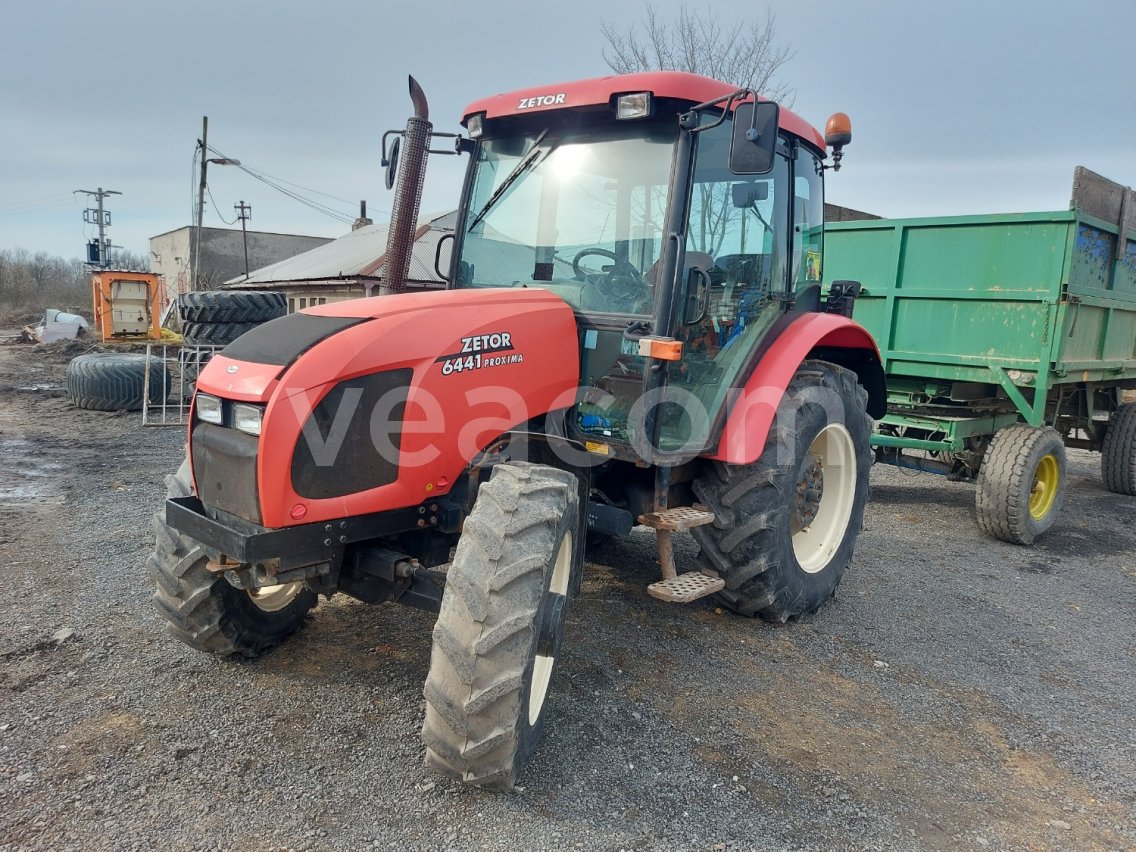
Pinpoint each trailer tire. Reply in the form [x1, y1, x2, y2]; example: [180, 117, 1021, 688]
[1101, 402, 1136, 495]
[66, 353, 171, 412]
[149, 458, 317, 657]
[181, 321, 261, 346]
[975, 424, 1066, 545]
[691, 361, 872, 622]
[179, 291, 286, 324]
[422, 462, 581, 791]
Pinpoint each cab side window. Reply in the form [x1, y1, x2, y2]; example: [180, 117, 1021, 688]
[792, 150, 825, 287]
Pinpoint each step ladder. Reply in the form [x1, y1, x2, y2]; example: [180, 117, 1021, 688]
[637, 506, 724, 603]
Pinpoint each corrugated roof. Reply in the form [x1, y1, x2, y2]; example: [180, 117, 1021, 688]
[226, 210, 456, 287]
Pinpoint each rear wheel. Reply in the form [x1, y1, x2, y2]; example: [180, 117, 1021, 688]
[975, 424, 1066, 545]
[149, 458, 316, 657]
[1101, 403, 1136, 495]
[692, 361, 872, 622]
[422, 462, 581, 791]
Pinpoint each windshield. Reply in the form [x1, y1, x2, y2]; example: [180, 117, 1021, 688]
[457, 122, 678, 315]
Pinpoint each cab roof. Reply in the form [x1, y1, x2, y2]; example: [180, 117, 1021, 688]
[461, 70, 827, 152]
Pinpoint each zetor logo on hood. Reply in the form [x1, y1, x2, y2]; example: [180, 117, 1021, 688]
[436, 331, 524, 376]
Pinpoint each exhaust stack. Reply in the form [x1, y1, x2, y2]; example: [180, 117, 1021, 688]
[379, 76, 432, 296]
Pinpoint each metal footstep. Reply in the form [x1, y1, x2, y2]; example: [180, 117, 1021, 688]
[638, 506, 719, 602]
[647, 572, 725, 603]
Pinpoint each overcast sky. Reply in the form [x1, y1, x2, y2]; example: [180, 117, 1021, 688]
[2, 0, 1134, 261]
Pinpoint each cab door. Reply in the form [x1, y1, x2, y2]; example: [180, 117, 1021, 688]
[655, 116, 790, 454]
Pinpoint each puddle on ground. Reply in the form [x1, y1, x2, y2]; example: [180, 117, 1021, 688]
[0, 438, 65, 504]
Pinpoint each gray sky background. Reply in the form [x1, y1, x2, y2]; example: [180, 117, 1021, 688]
[2, 0, 1134, 261]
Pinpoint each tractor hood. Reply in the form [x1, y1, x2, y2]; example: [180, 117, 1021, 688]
[192, 288, 582, 528]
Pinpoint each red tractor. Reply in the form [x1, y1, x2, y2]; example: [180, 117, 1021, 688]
[150, 71, 884, 790]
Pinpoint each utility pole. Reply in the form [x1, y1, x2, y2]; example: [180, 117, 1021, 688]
[192, 116, 208, 291]
[75, 187, 121, 269]
[190, 117, 241, 291]
[234, 200, 252, 280]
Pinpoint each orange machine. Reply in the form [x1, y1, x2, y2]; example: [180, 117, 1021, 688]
[91, 270, 163, 341]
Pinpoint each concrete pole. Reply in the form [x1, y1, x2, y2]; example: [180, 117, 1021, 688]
[192, 116, 208, 291]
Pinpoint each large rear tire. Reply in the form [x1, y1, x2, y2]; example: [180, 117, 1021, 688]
[422, 462, 581, 791]
[975, 424, 1066, 545]
[181, 320, 261, 346]
[1101, 402, 1136, 495]
[149, 458, 317, 657]
[178, 291, 286, 324]
[691, 361, 872, 622]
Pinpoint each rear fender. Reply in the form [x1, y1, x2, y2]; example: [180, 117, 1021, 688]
[706, 313, 884, 465]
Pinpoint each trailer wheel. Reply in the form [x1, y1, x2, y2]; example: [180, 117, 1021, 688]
[149, 458, 317, 657]
[691, 361, 872, 622]
[422, 462, 581, 791]
[975, 424, 1066, 545]
[1101, 403, 1136, 495]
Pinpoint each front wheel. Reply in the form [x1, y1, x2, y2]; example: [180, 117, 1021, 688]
[692, 361, 873, 622]
[149, 458, 317, 657]
[422, 462, 581, 791]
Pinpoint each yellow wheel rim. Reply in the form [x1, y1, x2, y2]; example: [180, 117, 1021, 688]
[1029, 454, 1060, 520]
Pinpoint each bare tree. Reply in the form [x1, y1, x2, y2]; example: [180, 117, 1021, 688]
[601, 4, 795, 104]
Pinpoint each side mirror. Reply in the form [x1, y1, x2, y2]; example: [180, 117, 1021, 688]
[824, 112, 852, 171]
[383, 137, 401, 190]
[728, 102, 780, 175]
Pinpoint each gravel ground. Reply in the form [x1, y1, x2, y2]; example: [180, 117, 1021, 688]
[0, 337, 1133, 851]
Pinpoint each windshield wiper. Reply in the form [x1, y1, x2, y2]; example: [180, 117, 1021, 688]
[466, 129, 551, 233]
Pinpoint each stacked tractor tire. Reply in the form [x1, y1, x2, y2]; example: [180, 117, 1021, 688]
[179, 291, 287, 346]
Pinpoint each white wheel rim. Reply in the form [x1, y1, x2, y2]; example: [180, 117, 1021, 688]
[528, 530, 572, 726]
[792, 423, 857, 574]
[246, 581, 304, 612]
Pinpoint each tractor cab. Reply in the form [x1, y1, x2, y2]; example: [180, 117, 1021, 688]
[452, 72, 838, 461]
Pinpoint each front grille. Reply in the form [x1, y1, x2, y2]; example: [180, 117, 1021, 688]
[191, 423, 262, 524]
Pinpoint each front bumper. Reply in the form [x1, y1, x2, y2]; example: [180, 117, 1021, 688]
[165, 496, 451, 565]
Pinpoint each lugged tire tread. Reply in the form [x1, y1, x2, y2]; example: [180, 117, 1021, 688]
[148, 459, 316, 657]
[1101, 403, 1136, 495]
[179, 290, 286, 324]
[691, 361, 872, 623]
[181, 321, 261, 346]
[422, 462, 577, 791]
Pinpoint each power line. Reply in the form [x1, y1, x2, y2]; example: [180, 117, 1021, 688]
[206, 144, 356, 225]
[206, 184, 238, 225]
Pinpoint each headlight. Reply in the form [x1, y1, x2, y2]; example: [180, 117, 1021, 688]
[232, 403, 263, 436]
[196, 393, 222, 424]
[466, 112, 485, 139]
[616, 92, 652, 120]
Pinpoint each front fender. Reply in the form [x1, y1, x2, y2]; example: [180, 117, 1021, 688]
[706, 313, 884, 465]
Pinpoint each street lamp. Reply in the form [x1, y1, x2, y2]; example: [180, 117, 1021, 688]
[190, 115, 242, 292]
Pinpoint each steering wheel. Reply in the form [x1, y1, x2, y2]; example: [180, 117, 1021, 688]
[573, 247, 652, 313]
[572, 247, 618, 280]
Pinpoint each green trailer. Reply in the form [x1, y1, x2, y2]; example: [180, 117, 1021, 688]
[823, 167, 1136, 544]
